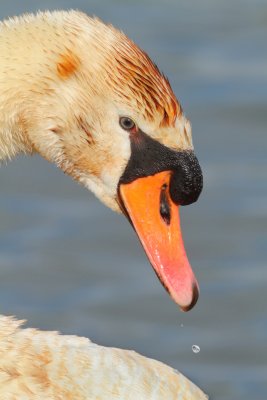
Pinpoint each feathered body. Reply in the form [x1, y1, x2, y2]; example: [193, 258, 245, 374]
[0, 316, 206, 400]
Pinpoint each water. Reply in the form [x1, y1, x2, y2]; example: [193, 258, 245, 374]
[1, 1, 267, 399]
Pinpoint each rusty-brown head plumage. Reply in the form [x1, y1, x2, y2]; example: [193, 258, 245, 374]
[87, 19, 181, 127]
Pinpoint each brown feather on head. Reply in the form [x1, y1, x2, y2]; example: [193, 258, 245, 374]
[57, 50, 81, 79]
[92, 25, 181, 127]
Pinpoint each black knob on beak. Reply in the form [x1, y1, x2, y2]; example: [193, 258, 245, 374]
[120, 129, 203, 207]
[169, 151, 203, 206]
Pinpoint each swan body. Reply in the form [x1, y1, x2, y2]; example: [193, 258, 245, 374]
[0, 11, 206, 399]
[0, 316, 207, 400]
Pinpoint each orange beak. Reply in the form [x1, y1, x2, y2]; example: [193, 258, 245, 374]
[119, 171, 199, 311]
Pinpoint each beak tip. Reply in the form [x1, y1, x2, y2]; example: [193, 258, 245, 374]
[179, 282, 199, 312]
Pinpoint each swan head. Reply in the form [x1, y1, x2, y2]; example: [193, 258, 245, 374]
[25, 12, 202, 311]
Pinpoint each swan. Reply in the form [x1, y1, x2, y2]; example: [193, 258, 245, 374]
[0, 315, 207, 399]
[0, 10, 206, 399]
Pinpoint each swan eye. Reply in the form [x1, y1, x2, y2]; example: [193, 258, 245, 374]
[119, 117, 137, 132]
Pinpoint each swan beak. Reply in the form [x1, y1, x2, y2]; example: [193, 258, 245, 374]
[118, 170, 199, 311]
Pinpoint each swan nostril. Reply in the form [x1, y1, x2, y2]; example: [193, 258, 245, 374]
[160, 184, 171, 225]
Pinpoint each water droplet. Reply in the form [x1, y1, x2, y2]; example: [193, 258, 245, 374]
[192, 345, 200, 353]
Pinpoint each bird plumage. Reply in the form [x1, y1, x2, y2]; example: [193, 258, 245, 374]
[0, 10, 193, 211]
[0, 316, 207, 399]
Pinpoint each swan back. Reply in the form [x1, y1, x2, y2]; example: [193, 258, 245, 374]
[0, 316, 207, 399]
